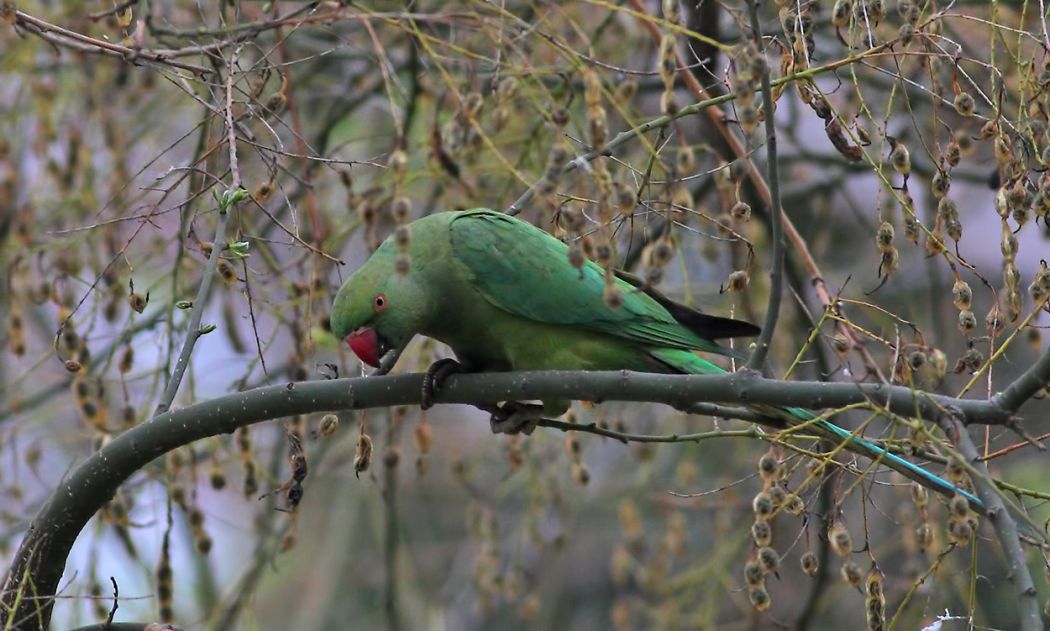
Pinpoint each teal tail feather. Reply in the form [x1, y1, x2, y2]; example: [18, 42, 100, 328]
[650, 348, 983, 510]
[786, 406, 982, 508]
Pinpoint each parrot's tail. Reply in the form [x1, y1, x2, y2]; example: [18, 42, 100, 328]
[783, 405, 982, 508]
[650, 348, 983, 511]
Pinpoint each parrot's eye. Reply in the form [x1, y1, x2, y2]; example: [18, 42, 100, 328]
[373, 293, 388, 312]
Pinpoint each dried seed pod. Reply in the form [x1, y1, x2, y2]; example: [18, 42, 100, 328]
[738, 106, 760, 135]
[354, 431, 373, 478]
[949, 493, 970, 518]
[947, 518, 973, 545]
[757, 547, 779, 574]
[994, 134, 1012, 166]
[944, 217, 962, 242]
[659, 35, 678, 85]
[898, 22, 915, 44]
[953, 92, 976, 117]
[1004, 261, 1021, 291]
[889, 139, 911, 177]
[931, 171, 951, 199]
[952, 279, 973, 310]
[724, 270, 750, 292]
[651, 238, 674, 268]
[660, 91, 679, 117]
[767, 484, 787, 508]
[879, 247, 900, 277]
[357, 199, 376, 225]
[910, 482, 928, 507]
[903, 214, 920, 244]
[999, 223, 1016, 258]
[907, 350, 926, 371]
[614, 77, 638, 105]
[551, 108, 570, 128]
[571, 463, 590, 485]
[662, 0, 680, 24]
[829, 521, 852, 556]
[801, 550, 819, 576]
[986, 307, 1004, 337]
[677, 145, 696, 174]
[954, 344, 984, 373]
[391, 196, 412, 223]
[603, 284, 623, 309]
[979, 120, 998, 141]
[785, 494, 805, 515]
[916, 523, 934, 550]
[462, 92, 484, 119]
[752, 491, 774, 518]
[252, 179, 275, 204]
[832, 0, 851, 27]
[958, 309, 977, 334]
[866, 567, 884, 599]
[752, 519, 772, 547]
[758, 453, 780, 480]
[830, 333, 850, 355]
[595, 242, 613, 267]
[129, 290, 148, 314]
[730, 200, 752, 222]
[748, 585, 771, 612]
[946, 140, 961, 166]
[1031, 263, 1050, 304]
[567, 243, 585, 270]
[216, 258, 237, 286]
[1027, 327, 1043, 352]
[875, 221, 894, 252]
[118, 345, 134, 374]
[613, 181, 637, 217]
[840, 561, 862, 587]
[744, 559, 764, 587]
[387, 148, 409, 175]
[317, 413, 339, 438]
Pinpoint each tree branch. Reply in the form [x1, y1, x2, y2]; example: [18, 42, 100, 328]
[992, 343, 1050, 414]
[3, 364, 1042, 628]
[744, 0, 785, 371]
[939, 412, 1042, 631]
[153, 52, 243, 416]
[13, 9, 211, 75]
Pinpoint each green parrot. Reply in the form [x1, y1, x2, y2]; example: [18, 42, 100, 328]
[331, 208, 979, 505]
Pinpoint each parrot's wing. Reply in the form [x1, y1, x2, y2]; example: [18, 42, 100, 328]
[612, 269, 760, 340]
[449, 209, 747, 353]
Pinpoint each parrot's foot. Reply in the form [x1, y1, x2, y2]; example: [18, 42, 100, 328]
[488, 402, 545, 436]
[421, 358, 467, 410]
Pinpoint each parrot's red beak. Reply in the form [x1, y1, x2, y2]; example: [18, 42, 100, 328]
[347, 327, 381, 368]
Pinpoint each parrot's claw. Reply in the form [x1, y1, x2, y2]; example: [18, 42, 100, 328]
[488, 402, 544, 436]
[421, 358, 467, 410]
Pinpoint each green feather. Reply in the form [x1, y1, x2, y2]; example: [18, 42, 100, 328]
[449, 209, 732, 356]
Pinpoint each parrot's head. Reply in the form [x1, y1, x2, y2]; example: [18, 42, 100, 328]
[331, 246, 428, 369]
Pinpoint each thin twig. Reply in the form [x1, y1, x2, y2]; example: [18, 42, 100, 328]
[744, 0, 785, 371]
[153, 48, 242, 415]
[14, 10, 211, 75]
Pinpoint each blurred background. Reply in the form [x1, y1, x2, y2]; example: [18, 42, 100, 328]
[1, 0, 1049, 629]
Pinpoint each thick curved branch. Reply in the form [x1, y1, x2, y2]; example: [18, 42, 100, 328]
[0, 367, 1038, 628]
[992, 345, 1050, 414]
